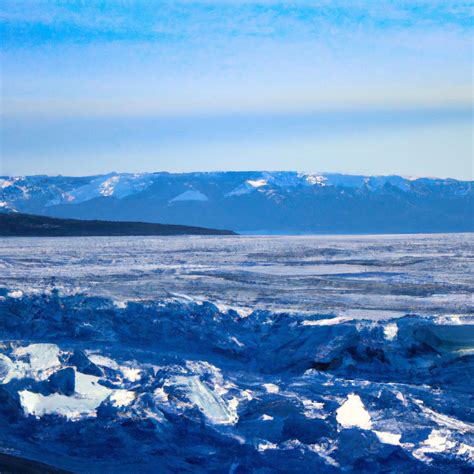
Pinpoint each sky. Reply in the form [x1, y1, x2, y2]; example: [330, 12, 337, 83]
[0, 0, 472, 179]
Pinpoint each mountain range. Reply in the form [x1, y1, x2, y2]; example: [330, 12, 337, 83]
[1, 172, 472, 233]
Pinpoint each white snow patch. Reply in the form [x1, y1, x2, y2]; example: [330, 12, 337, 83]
[262, 383, 279, 394]
[153, 387, 169, 403]
[110, 389, 135, 407]
[434, 314, 474, 325]
[170, 190, 208, 202]
[412, 429, 456, 462]
[373, 430, 402, 446]
[302, 399, 324, 410]
[7, 290, 23, 298]
[257, 441, 278, 452]
[457, 443, 474, 461]
[247, 179, 267, 188]
[212, 302, 253, 318]
[384, 322, 398, 340]
[19, 390, 104, 420]
[0, 179, 13, 188]
[99, 175, 120, 196]
[305, 174, 327, 186]
[302, 399, 325, 419]
[19, 371, 114, 420]
[122, 367, 142, 382]
[302, 316, 350, 326]
[113, 300, 128, 309]
[241, 389, 254, 401]
[53, 173, 153, 205]
[226, 178, 268, 196]
[336, 393, 372, 430]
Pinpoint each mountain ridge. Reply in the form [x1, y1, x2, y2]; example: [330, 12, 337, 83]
[1, 171, 472, 233]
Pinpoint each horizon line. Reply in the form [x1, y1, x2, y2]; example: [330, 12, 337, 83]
[1, 170, 472, 182]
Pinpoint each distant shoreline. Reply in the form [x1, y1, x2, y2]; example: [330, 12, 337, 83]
[0, 213, 236, 237]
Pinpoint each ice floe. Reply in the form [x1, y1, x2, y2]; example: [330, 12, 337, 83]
[169, 375, 238, 425]
[14, 344, 61, 380]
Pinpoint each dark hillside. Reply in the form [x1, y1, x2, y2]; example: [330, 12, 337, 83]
[0, 213, 236, 237]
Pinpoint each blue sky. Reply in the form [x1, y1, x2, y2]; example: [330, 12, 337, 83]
[1, 0, 472, 178]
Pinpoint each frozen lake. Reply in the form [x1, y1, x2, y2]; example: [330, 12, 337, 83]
[1, 233, 473, 316]
[0, 233, 473, 472]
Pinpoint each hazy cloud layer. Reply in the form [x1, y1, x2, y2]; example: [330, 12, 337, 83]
[1, 1, 472, 177]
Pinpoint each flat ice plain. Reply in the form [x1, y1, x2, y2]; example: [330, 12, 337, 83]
[0, 233, 472, 472]
[1, 233, 473, 315]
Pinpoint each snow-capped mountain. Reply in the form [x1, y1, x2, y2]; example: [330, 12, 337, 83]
[1, 171, 472, 233]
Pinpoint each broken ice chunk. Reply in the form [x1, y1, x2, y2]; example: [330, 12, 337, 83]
[19, 370, 114, 420]
[171, 375, 238, 425]
[336, 393, 372, 430]
[14, 344, 61, 380]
